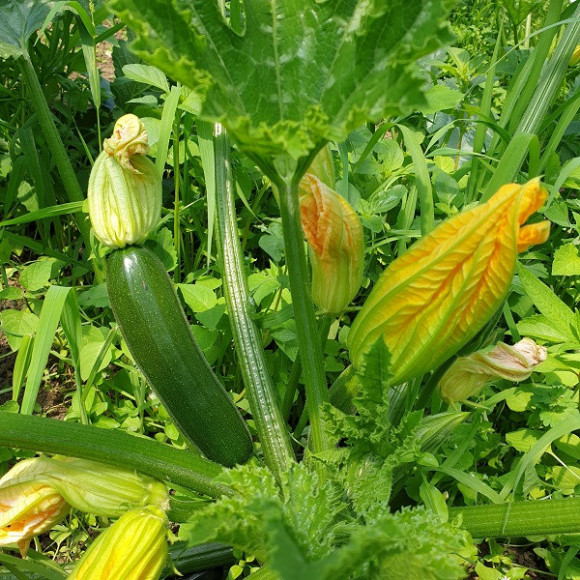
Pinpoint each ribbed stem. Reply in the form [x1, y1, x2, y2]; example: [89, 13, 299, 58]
[0, 413, 232, 499]
[450, 498, 580, 538]
[275, 174, 329, 454]
[214, 125, 295, 477]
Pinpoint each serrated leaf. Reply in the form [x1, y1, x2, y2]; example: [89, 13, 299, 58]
[0, 309, 39, 351]
[108, 0, 456, 161]
[419, 84, 463, 114]
[554, 434, 580, 461]
[552, 243, 580, 276]
[551, 466, 580, 493]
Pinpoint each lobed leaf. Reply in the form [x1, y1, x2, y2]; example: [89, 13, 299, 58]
[107, 0, 456, 161]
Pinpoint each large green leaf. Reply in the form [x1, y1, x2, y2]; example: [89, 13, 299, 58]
[108, 0, 455, 161]
[0, 0, 52, 58]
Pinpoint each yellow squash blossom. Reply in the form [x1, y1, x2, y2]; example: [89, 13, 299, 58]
[67, 506, 169, 580]
[300, 174, 364, 315]
[348, 179, 550, 385]
[1, 456, 168, 518]
[0, 472, 69, 556]
[439, 337, 547, 403]
[0, 456, 169, 556]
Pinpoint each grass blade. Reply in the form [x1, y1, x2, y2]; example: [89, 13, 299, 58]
[20, 286, 71, 415]
[398, 124, 433, 234]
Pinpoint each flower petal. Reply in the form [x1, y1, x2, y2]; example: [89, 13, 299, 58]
[348, 180, 550, 385]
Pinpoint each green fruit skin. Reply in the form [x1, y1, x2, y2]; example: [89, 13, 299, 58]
[107, 246, 253, 468]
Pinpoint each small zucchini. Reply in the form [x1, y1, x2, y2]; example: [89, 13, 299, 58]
[106, 246, 253, 468]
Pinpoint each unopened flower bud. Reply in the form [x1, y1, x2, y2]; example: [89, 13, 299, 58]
[68, 506, 169, 580]
[0, 456, 168, 518]
[439, 337, 547, 403]
[88, 114, 161, 248]
[300, 174, 364, 315]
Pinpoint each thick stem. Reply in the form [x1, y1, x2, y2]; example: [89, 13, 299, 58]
[214, 125, 295, 477]
[0, 413, 233, 499]
[19, 54, 92, 253]
[275, 174, 329, 454]
[450, 498, 580, 538]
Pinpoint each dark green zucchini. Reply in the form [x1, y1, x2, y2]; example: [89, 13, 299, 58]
[106, 246, 253, 467]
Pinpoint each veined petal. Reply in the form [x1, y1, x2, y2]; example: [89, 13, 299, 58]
[103, 114, 149, 173]
[300, 174, 364, 315]
[517, 221, 550, 253]
[348, 179, 549, 385]
[0, 481, 68, 556]
[68, 506, 168, 580]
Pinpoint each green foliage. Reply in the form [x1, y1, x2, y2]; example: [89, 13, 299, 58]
[107, 0, 456, 163]
[180, 462, 472, 580]
[1, 0, 580, 577]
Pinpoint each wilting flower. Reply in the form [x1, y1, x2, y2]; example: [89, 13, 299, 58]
[68, 506, 169, 580]
[439, 338, 547, 403]
[88, 114, 161, 248]
[0, 456, 168, 556]
[0, 462, 69, 556]
[348, 179, 550, 385]
[300, 174, 364, 315]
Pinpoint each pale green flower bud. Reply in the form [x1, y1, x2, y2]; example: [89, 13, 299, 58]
[88, 114, 161, 248]
[439, 338, 547, 403]
[299, 174, 364, 315]
[0, 456, 168, 518]
[68, 506, 168, 580]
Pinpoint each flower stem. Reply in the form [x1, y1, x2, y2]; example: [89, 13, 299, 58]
[214, 125, 295, 476]
[275, 173, 330, 454]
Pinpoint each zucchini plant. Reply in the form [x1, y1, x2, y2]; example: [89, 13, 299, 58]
[1, 1, 580, 579]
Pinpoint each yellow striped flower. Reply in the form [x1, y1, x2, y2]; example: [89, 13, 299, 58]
[68, 506, 169, 580]
[0, 456, 169, 557]
[348, 179, 550, 385]
[300, 174, 364, 315]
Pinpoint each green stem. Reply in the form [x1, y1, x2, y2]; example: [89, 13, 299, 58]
[0, 413, 232, 499]
[173, 115, 182, 283]
[450, 498, 580, 538]
[19, 54, 92, 254]
[283, 316, 333, 421]
[274, 170, 331, 454]
[214, 125, 295, 476]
